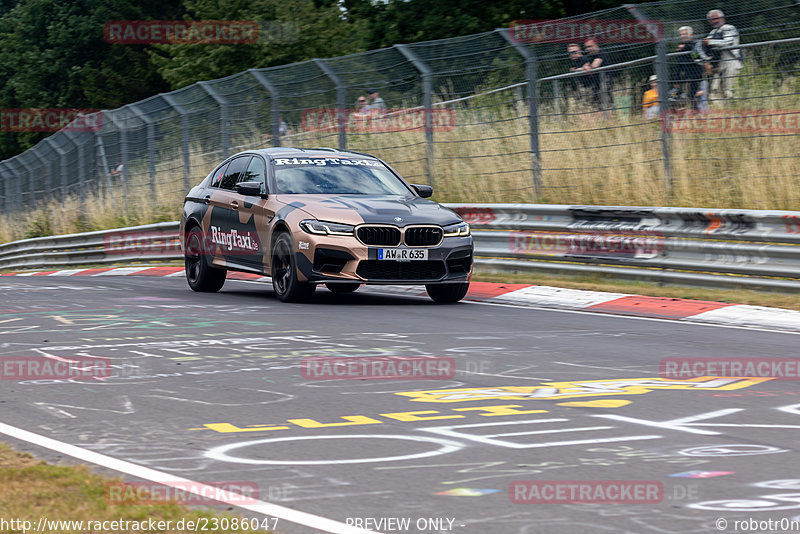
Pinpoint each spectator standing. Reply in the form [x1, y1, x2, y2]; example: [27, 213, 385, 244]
[642, 75, 660, 120]
[582, 38, 613, 110]
[279, 117, 291, 137]
[565, 43, 590, 93]
[109, 160, 124, 178]
[703, 9, 742, 100]
[366, 88, 386, 115]
[673, 26, 704, 110]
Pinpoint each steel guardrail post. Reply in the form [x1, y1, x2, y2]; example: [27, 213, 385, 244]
[129, 104, 158, 198]
[626, 4, 673, 201]
[498, 28, 542, 197]
[198, 81, 230, 159]
[248, 69, 282, 148]
[30, 147, 50, 208]
[0, 162, 7, 216]
[395, 44, 435, 188]
[43, 137, 68, 198]
[312, 59, 347, 151]
[161, 93, 192, 193]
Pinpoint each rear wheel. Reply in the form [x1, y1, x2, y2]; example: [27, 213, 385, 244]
[325, 282, 361, 293]
[185, 227, 226, 292]
[426, 282, 469, 303]
[271, 232, 315, 302]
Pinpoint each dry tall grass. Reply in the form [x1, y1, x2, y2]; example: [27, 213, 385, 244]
[2, 77, 798, 244]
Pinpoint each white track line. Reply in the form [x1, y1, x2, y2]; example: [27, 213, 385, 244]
[0, 422, 380, 534]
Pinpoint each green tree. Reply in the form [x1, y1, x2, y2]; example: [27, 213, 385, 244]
[149, 0, 368, 89]
[342, 0, 631, 49]
[0, 0, 181, 159]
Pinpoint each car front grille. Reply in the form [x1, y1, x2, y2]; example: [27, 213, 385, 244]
[356, 260, 447, 281]
[357, 226, 401, 246]
[404, 226, 443, 247]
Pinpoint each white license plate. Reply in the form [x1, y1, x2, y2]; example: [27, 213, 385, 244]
[378, 248, 428, 261]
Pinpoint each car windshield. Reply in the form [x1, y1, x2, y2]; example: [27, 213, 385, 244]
[273, 157, 411, 195]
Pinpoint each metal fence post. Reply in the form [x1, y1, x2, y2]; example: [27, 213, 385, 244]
[553, 80, 562, 116]
[626, 4, 673, 200]
[0, 163, 7, 216]
[498, 29, 542, 196]
[31, 150, 50, 208]
[8, 158, 25, 212]
[129, 104, 158, 198]
[60, 132, 81, 199]
[248, 69, 282, 147]
[198, 81, 230, 159]
[63, 132, 87, 201]
[103, 112, 128, 186]
[44, 138, 68, 198]
[94, 129, 117, 210]
[313, 59, 347, 150]
[161, 93, 192, 192]
[395, 44, 435, 188]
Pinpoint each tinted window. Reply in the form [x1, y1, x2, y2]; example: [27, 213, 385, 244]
[210, 162, 229, 188]
[240, 156, 267, 190]
[272, 158, 409, 195]
[219, 156, 251, 190]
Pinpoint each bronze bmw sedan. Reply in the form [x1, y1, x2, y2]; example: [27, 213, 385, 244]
[179, 148, 473, 303]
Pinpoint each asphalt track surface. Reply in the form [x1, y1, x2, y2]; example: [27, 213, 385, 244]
[1, 275, 799, 534]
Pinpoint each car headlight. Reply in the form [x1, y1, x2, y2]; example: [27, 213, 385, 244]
[443, 222, 470, 237]
[299, 219, 355, 236]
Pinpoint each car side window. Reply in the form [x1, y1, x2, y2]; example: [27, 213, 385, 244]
[240, 156, 267, 191]
[219, 156, 251, 190]
[210, 162, 229, 188]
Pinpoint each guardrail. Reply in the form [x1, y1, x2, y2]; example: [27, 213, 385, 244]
[0, 222, 182, 271]
[1, 205, 799, 291]
[449, 204, 800, 292]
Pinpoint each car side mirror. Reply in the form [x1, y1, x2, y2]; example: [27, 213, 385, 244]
[236, 181, 267, 198]
[411, 184, 433, 198]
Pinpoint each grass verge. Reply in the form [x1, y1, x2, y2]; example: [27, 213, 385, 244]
[0, 442, 268, 533]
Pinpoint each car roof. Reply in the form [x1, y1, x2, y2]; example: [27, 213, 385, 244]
[239, 147, 379, 161]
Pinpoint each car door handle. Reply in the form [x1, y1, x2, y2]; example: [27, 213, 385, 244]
[203, 195, 211, 204]
[230, 200, 239, 210]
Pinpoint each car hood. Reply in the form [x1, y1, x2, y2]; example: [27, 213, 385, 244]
[275, 194, 462, 226]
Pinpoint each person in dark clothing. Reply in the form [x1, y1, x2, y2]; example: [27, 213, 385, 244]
[582, 38, 613, 110]
[673, 26, 704, 110]
[565, 43, 590, 93]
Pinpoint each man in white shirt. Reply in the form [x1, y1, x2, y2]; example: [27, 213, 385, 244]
[703, 9, 742, 100]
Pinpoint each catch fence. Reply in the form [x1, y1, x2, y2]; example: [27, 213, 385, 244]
[0, 0, 798, 226]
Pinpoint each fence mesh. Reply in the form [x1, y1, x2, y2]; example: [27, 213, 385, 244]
[0, 0, 799, 239]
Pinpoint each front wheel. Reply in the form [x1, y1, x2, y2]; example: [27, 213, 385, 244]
[426, 282, 469, 303]
[325, 282, 361, 294]
[271, 232, 315, 302]
[185, 227, 226, 292]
